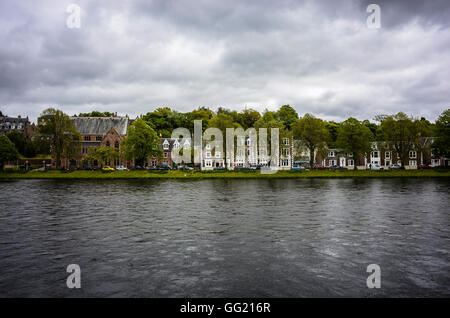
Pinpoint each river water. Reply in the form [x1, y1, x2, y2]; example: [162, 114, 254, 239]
[0, 178, 449, 297]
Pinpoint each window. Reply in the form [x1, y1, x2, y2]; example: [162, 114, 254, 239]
[206, 152, 211, 158]
[431, 159, 440, 166]
[329, 160, 336, 166]
[282, 148, 290, 156]
[96, 136, 102, 141]
[372, 151, 379, 158]
[173, 142, 180, 149]
[329, 151, 335, 157]
[237, 149, 244, 157]
[247, 149, 251, 156]
[409, 160, 417, 166]
[205, 160, 212, 167]
[348, 153, 353, 157]
[164, 152, 168, 158]
[205, 144, 211, 150]
[84, 136, 90, 141]
[215, 152, 221, 158]
[246, 139, 251, 146]
[409, 151, 417, 159]
[282, 159, 289, 166]
[348, 159, 354, 166]
[106, 141, 110, 147]
[385, 151, 391, 159]
[163, 143, 169, 150]
[115, 141, 119, 148]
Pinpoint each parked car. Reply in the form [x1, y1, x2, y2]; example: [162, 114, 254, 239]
[367, 164, 382, 170]
[115, 165, 129, 171]
[146, 165, 157, 170]
[177, 165, 194, 170]
[102, 166, 115, 172]
[130, 165, 144, 170]
[156, 164, 172, 170]
[418, 164, 432, 169]
[82, 165, 95, 171]
[234, 166, 250, 171]
[389, 164, 401, 170]
[213, 166, 226, 171]
[330, 165, 347, 170]
[292, 165, 306, 171]
[316, 166, 329, 170]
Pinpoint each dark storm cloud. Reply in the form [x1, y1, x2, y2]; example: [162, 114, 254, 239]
[0, 0, 449, 123]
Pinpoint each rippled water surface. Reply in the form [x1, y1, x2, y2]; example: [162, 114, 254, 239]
[0, 178, 449, 297]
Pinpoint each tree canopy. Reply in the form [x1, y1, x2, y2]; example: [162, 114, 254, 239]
[0, 135, 19, 169]
[122, 118, 161, 166]
[36, 108, 81, 169]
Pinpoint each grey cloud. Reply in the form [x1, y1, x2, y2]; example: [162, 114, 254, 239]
[0, 0, 449, 123]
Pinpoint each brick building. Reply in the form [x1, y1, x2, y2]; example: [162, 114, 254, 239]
[59, 116, 129, 168]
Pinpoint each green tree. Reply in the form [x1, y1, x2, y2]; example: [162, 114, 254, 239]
[36, 108, 81, 169]
[378, 112, 416, 168]
[78, 111, 114, 117]
[122, 118, 161, 166]
[276, 105, 298, 130]
[336, 117, 374, 169]
[432, 108, 450, 160]
[239, 109, 261, 129]
[6, 131, 27, 155]
[82, 147, 119, 168]
[0, 135, 19, 170]
[293, 114, 329, 168]
[325, 121, 340, 148]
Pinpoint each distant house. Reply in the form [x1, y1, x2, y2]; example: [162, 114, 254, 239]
[147, 137, 192, 168]
[63, 116, 130, 168]
[0, 115, 35, 138]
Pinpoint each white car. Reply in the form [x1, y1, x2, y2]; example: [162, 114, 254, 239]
[115, 165, 129, 171]
[368, 164, 382, 170]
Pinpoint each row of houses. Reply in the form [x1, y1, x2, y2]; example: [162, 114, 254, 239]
[2, 114, 447, 169]
[68, 116, 448, 170]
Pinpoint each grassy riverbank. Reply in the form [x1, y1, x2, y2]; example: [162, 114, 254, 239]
[0, 169, 449, 179]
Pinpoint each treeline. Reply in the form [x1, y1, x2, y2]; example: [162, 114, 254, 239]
[80, 106, 449, 168]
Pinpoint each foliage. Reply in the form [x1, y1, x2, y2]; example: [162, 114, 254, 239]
[293, 114, 329, 168]
[432, 108, 450, 158]
[36, 108, 81, 169]
[122, 118, 161, 166]
[378, 112, 417, 168]
[82, 147, 119, 167]
[336, 118, 374, 169]
[0, 135, 19, 169]
[78, 111, 115, 117]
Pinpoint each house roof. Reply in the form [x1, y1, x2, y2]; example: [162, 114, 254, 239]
[71, 117, 128, 136]
[161, 138, 191, 151]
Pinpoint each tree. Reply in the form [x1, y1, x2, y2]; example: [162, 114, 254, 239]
[239, 109, 261, 129]
[276, 105, 298, 130]
[78, 111, 114, 117]
[82, 147, 119, 168]
[293, 114, 329, 168]
[36, 108, 81, 169]
[378, 112, 416, 168]
[432, 108, 450, 160]
[336, 118, 373, 169]
[0, 135, 19, 170]
[6, 131, 27, 155]
[122, 118, 161, 166]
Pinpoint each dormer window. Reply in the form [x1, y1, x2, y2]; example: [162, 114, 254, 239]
[205, 144, 211, 150]
[163, 140, 169, 150]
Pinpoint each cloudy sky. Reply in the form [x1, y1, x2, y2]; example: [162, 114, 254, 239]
[1, 0, 449, 123]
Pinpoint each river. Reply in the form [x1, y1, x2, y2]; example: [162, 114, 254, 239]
[0, 178, 449, 297]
